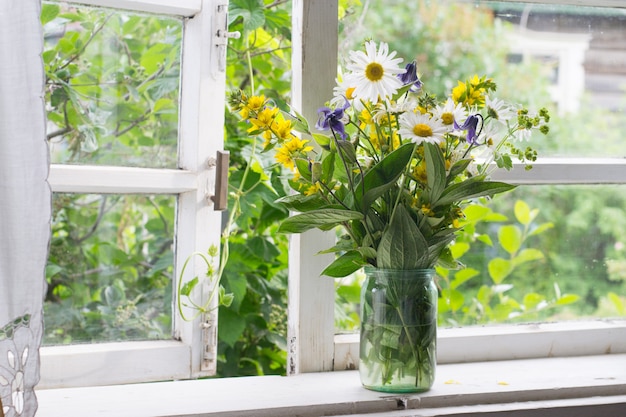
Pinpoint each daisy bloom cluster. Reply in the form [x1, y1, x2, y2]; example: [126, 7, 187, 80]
[229, 41, 550, 276]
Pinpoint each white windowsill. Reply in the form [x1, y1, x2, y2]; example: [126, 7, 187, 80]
[37, 353, 626, 417]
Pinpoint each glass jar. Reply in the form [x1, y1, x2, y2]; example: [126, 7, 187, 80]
[359, 267, 437, 393]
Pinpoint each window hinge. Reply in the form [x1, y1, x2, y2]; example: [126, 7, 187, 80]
[213, 3, 240, 73]
[201, 312, 217, 372]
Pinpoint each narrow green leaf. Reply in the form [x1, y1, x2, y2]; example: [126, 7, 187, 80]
[436, 177, 515, 207]
[277, 209, 363, 233]
[355, 142, 415, 213]
[424, 142, 447, 203]
[377, 205, 429, 269]
[275, 193, 327, 212]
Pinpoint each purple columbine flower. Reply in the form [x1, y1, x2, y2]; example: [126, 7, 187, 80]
[398, 61, 422, 92]
[454, 114, 482, 145]
[316, 98, 351, 140]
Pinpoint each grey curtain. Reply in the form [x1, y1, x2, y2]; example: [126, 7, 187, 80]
[0, 0, 49, 416]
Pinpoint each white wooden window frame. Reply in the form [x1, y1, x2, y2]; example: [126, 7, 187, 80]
[39, 0, 626, 392]
[40, 0, 228, 388]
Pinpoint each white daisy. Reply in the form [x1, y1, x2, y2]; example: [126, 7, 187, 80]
[398, 112, 447, 145]
[485, 95, 515, 124]
[434, 98, 467, 130]
[345, 40, 405, 104]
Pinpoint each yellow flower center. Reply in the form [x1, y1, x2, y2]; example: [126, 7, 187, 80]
[413, 123, 433, 137]
[365, 62, 384, 82]
[346, 87, 356, 100]
[441, 112, 454, 125]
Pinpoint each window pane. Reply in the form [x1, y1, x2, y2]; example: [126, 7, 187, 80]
[45, 193, 175, 344]
[438, 185, 626, 326]
[340, 1, 626, 158]
[43, 2, 182, 168]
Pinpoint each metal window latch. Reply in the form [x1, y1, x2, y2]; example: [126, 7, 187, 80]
[210, 150, 229, 211]
[214, 3, 240, 72]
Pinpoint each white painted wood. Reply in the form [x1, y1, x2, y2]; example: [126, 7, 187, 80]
[495, 0, 626, 8]
[174, 0, 228, 377]
[48, 165, 197, 193]
[60, 0, 202, 16]
[36, 354, 626, 416]
[333, 320, 626, 370]
[38, 341, 190, 389]
[288, 0, 339, 375]
[490, 158, 626, 184]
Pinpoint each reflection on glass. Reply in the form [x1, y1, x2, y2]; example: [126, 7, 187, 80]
[45, 194, 175, 344]
[42, 2, 182, 168]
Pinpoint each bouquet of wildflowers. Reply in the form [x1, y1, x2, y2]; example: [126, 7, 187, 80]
[229, 40, 549, 278]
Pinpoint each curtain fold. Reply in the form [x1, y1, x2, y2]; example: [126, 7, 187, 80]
[0, 1, 49, 416]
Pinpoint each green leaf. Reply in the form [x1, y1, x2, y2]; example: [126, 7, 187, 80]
[354, 142, 415, 213]
[440, 288, 464, 312]
[555, 294, 580, 306]
[498, 225, 522, 255]
[336, 140, 357, 164]
[523, 293, 545, 310]
[436, 177, 515, 208]
[229, 0, 266, 31]
[41, 4, 60, 25]
[219, 286, 234, 308]
[277, 209, 363, 233]
[180, 277, 199, 297]
[608, 292, 625, 315]
[321, 251, 366, 278]
[450, 268, 479, 290]
[218, 308, 247, 347]
[512, 248, 544, 267]
[450, 242, 470, 259]
[528, 222, 554, 237]
[377, 205, 429, 269]
[514, 200, 533, 225]
[424, 142, 447, 203]
[488, 257, 513, 284]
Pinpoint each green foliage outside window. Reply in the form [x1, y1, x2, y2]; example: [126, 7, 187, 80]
[43, 0, 626, 379]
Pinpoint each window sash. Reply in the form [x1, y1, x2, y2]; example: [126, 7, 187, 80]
[41, 0, 228, 387]
[59, 0, 202, 16]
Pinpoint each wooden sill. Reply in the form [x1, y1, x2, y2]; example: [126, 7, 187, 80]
[36, 354, 626, 417]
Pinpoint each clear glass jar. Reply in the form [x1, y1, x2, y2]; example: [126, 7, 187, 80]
[359, 267, 437, 393]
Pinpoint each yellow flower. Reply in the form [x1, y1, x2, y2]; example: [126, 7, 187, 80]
[413, 162, 427, 184]
[240, 94, 266, 120]
[248, 107, 279, 132]
[421, 204, 435, 217]
[304, 182, 322, 196]
[452, 75, 489, 108]
[271, 118, 295, 142]
[274, 137, 313, 170]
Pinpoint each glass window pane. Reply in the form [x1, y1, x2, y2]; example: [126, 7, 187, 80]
[340, 1, 626, 158]
[438, 185, 626, 325]
[45, 193, 175, 344]
[43, 2, 182, 168]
